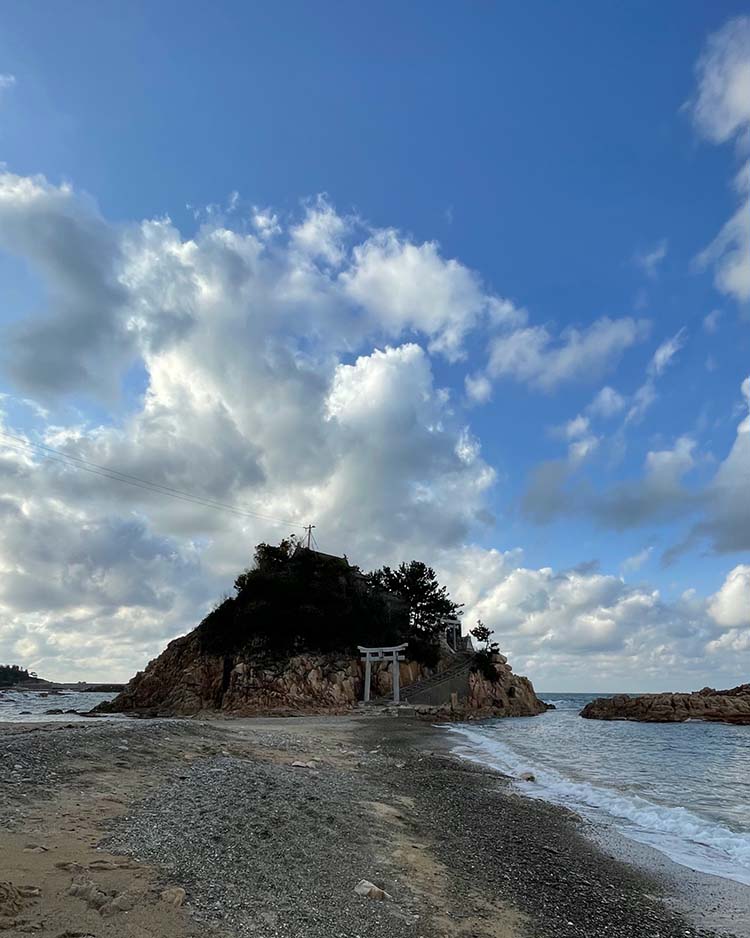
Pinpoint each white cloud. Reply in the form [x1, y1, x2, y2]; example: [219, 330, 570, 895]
[0, 73, 15, 94]
[708, 564, 750, 628]
[0, 174, 504, 679]
[568, 435, 600, 465]
[0, 173, 132, 398]
[559, 415, 590, 440]
[290, 195, 349, 265]
[691, 17, 750, 304]
[464, 372, 493, 404]
[625, 328, 687, 424]
[696, 174, 750, 303]
[550, 414, 599, 464]
[587, 386, 626, 419]
[691, 17, 750, 145]
[703, 309, 722, 333]
[341, 228, 508, 360]
[690, 374, 750, 554]
[526, 377, 750, 564]
[635, 239, 668, 278]
[620, 546, 653, 575]
[435, 545, 731, 691]
[648, 328, 687, 376]
[251, 206, 281, 240]
[486, 317, 649, 392]
[524, 431, 700, 529]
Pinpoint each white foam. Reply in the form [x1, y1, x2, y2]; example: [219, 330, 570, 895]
[446, 724, 750, 886]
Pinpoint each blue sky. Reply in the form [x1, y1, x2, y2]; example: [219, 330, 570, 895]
[0, 3, 748, 688]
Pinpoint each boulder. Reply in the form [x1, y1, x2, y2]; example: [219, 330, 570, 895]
[354, 880, 392, 900]
[160, 886, 186, 907]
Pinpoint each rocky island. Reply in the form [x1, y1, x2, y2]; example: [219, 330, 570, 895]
[581, 683, 750, 724]
[100, 539, 547, 720]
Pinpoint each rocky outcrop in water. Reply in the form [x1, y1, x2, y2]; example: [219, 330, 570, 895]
[467, 654, 548, 717]
[580, 684, 750, 725]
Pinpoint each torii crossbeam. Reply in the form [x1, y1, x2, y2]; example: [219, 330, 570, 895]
[357, 643, 408, 704]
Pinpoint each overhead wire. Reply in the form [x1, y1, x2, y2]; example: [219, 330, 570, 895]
[0, 429, 307, 529]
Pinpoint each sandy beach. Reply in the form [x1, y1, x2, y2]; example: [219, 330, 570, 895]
[0, 713, 745, 938]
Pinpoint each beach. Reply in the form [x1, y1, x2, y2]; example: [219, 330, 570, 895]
[0, 713, 746, 938]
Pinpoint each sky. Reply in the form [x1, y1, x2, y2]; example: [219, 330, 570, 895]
[0, 1, 748, 691]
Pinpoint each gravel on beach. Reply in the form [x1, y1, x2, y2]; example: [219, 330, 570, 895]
[0, 715, 744, 938]
[104, 752, 421, 938]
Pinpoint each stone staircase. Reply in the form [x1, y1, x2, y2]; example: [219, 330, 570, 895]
[368, 651, 474, 706]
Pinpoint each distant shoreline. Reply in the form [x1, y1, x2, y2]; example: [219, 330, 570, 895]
[0, 681, 125, 693]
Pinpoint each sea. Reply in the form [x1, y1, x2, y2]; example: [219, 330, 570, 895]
[0, 688, 119, 721]
[447, 692, 750, 887]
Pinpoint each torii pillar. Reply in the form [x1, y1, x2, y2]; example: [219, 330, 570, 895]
[358, 643, 408, 703]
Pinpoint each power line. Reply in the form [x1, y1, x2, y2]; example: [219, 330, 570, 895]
[0, 429, 307, 529]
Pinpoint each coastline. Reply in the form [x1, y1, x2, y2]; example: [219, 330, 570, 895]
[0, 713, 744, 937]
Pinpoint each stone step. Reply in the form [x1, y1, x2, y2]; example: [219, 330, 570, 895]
[368, 652, 474, 705]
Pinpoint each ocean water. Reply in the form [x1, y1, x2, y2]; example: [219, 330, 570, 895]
[446, 692, 750, 886]
[0, 688, 118, 721]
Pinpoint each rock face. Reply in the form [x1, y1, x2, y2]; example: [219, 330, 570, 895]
[100, 632, 548, 719]
[467, 654, 548, 718]
[580, 684, 750, 725]
[99, 629, 443, 716]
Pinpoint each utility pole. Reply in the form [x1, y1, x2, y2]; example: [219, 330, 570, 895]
[304, 524, 316, 549]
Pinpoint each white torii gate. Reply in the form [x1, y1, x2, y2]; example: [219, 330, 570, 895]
[358, 643, 408, 704]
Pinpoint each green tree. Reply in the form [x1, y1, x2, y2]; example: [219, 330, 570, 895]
[233, 537, 297, 592]
[469, 619, 500, 682]
[199, 538, 406, 657]
[368, 561, 461, 639]
[470, 619, 492, 650]
[0, 664, 31, 686]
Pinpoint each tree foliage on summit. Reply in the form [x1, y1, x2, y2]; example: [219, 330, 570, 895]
[0, 664, 34, 686]
[197, 540, 460, 664]
[198, 539, 407, 657]
[367, 561, 461, 637]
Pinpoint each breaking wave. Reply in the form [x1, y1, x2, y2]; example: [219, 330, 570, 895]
[446, 714, 750, 886]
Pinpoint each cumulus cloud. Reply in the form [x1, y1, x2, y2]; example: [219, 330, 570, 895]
[691, 18, 750, 304]
[708, 564, 750, 628]
[485, 317, 649, 392]
[0, 174, 506, 679]
[434, 545, 736, 691]
[341, 229, 504, 360]
[0, 173, 134, 398]
[290, 195, 349, 265]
